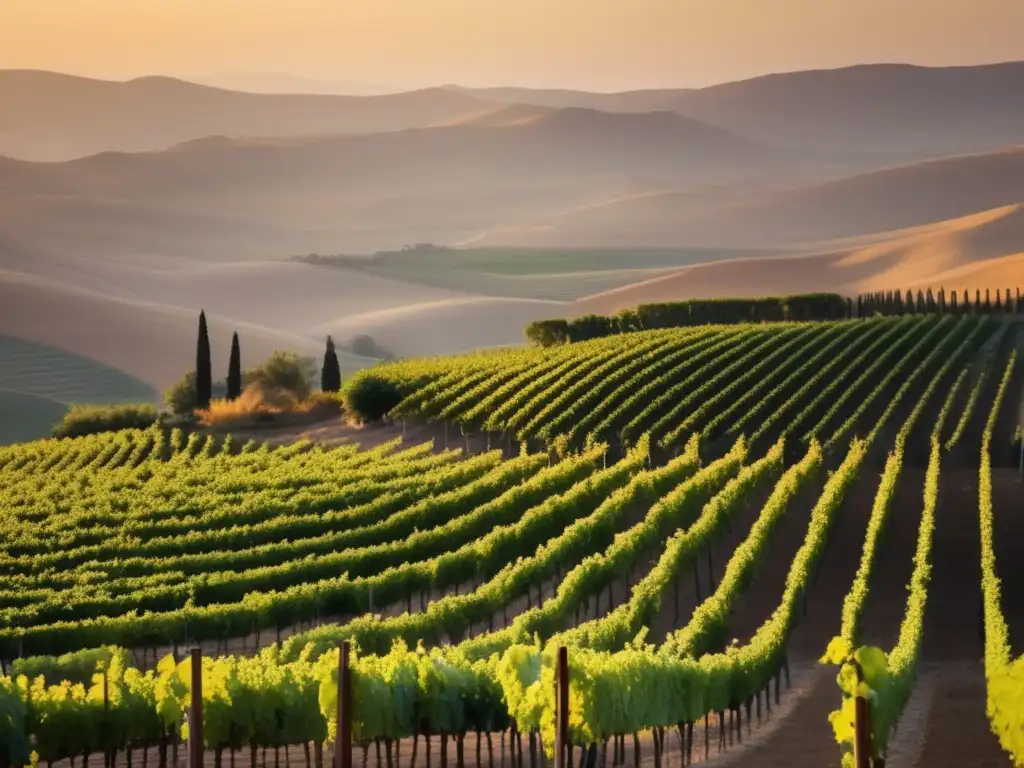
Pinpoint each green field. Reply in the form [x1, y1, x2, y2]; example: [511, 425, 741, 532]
[0, 335, 157, 444]
[298, 246, 781, 301]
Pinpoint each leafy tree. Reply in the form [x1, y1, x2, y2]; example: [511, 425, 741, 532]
[195, 310, 212, 409]
[321, 336, 342, 393]
[349, 334, 395, 361]
[227, 332, 242, 401]
[525, 320, 569, 346]
[345, 376, 403, 423]
[165, 372, 228, 415]
[52, 404, 160, 438]
[245, 351, 317, 403]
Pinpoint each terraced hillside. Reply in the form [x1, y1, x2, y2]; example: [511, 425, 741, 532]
[0, 314, 1021, 767]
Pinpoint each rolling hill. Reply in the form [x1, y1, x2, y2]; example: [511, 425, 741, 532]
[670, 62, 1024, 158]
[0, 108, 786, 259]
[485, 146, 1024, 249]
[456, 63, 1024, 161]
[0, 70, 493, 161]
[572, 204, 1024, 315]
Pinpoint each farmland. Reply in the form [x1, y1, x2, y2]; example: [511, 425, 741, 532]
[0, 313, 1022, 767]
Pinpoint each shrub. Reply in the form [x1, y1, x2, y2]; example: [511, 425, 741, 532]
[344, 375, 404, 423]
[164, 371, 228, 416]
[349, 334, 396, 360]
[198, 386, 277, 427]
[52, 403, 159, 439]
[245, 351, 317, 402]
[525, 319, 569, 347]
[305, 391, 345, 410]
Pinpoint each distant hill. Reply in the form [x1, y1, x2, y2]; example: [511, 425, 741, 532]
[671, 62, 1024, 158]
[0, 108, 784, 259]
[191, 72, 392, 96]
[443, 85, 690, 113]
[484, 146, 1024, 249]
[677, 146, 1024, 246]
[452, 63, 1024, 160]
[7, 62, 1024, 162]
[0, 70, 492, 160]
[572, 203, 1024, 316]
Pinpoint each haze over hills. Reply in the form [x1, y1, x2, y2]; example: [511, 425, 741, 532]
[0, 108, 789, 260]
[0, 70, 493, 161]
[5, 61, 1024, 162]
[442, 85, 693, 114]
[669, 62, 1024, 158]
[485, 146, 1024, 249]
[191, 72, 393, 96]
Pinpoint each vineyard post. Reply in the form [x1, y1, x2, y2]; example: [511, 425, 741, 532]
[102, 667, 110, 768]
[335, 641, 353, 768]
[853, 662, 872, 768]
[555, 646, 569, 768]
[189, 647, 204, 768]
[1018, 425, 1023, 480]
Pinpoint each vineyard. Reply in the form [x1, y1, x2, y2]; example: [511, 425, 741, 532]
[0, 314, 1022, 767]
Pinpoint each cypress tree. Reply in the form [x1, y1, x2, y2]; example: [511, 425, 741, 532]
[938, 287, 946, 314]
[984, 289, 992, 313]
[994, 289, 1003, 314]
[857, 295, 864, 318]
[227, 332, 242, 401]
[1017, 288, 1022, 314]
[846, 297, 853, 319]
[195, 310, 212, 409]
[916, 290, 926, 314]
[950, 289, 958, 313]
[976, 289, 982, 312]
[905, 289, 916, 314]
[321, 335, 342, 393]
[894, 290, 905, 315]
[926, 287, 935, 313]
[964, 289, 972, 314]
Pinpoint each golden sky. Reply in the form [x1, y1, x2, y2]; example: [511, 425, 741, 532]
[3, 0, 1024, 89]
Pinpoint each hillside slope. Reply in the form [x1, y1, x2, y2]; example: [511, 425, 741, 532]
[573, 204, 1024, 315]
[0, 70, 492, 160]
[0, 109, 785, 258]
[488, 147, 1024, 249]
[672, 62, 1024, 157]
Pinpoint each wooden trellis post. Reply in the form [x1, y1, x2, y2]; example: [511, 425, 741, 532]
[335, 641, 353, 768]
[189, 648, 204, 768]
[555, 647, 569, 768]
[853, 662, 872, 768]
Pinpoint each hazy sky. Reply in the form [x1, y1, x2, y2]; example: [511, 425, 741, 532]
[3, 0, 1024, 90]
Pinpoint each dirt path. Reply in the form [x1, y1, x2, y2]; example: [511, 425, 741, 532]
[991, 469, 1024, 649]
[855, 468, 926, 650]
[910, 468, 1014, 766]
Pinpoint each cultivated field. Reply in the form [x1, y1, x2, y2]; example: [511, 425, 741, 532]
[0, 314, 1021, 767]
[0, 335, 157, 445]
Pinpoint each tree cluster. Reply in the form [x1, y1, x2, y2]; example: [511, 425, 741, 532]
[855, 287, 1023, 317]
[526, 294, 850, 346]
[166, 312, 343, 415]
